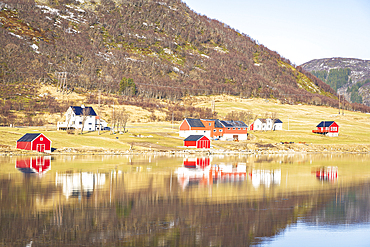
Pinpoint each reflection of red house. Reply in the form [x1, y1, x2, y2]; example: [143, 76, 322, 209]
[16, 156, 51, 174]
[313, 166, 338, 182]
[184, 135, 210, 148]
[16, 133, 52, 153]
[183, 158, 210, 169]
[312, 121, 339, 137]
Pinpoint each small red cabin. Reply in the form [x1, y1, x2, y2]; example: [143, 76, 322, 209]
[16, 133, 52, 153]
[312, 121, 339, 137]
[184, 135, 210, 148]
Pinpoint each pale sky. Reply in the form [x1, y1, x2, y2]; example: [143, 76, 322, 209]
[182, 0, 370, 65]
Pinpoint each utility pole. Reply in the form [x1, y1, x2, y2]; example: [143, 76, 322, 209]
[98, 90, 101, 135]
[338, 94, 341, 115]
[110, 101, 114, 134]
[56, 72, 67, 93]
[172, 112, 174, 129]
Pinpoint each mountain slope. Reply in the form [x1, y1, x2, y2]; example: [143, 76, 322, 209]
[301, 57, 370, 105]
[0, 0, 369, 126]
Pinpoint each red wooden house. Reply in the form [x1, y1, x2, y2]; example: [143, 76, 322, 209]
[312, 121, 339, 137]
[16, 133, 52, 153]
[184, 135, 210, 148]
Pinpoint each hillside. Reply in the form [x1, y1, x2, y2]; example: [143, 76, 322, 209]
[301, 58, 370, 105]
[1, 0, 369, 126]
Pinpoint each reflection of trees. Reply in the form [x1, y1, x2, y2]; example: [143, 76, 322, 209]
[3, 174, 370, 246]
[303, 184, 370, 226]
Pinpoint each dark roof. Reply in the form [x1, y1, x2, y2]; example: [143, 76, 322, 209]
[71, 106, 97, 116]
[220, 120, 248, 128]
[184, 135, 207, 141]
[317, 121, 336, 127]
[274, 119, 283, 123]
[185, 118, 204, 128]
[17, 133, 41, 142]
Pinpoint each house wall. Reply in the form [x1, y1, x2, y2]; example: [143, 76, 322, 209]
[180, 130, 211, 138]
[273, 123, 283, 130]
[221, 134, 248, 141]
[31, 134, 51, 153]
[184, 140, 197, 147]
[16, 141, 32, 150]
[196, 137, 210, 148]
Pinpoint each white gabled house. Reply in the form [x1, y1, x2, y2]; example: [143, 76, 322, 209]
[57, 105, 108, 131]
[250, 118, 283, 131]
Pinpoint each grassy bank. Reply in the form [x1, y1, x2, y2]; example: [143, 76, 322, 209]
[1, 96, 370, 154]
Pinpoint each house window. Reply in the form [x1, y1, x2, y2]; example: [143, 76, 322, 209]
[209, 123, 211, 126]
[238, 128, 241, 130]
[79, 122, 82, 125]
[243, 128, 246, 130]
[219, 129, 222, 132]
[40, 137, 43, 141]
[228, 128, 230, 130]
[89, 123, 92, 125]
[233, 128, 235, 130]
[213, 129, 216, 132]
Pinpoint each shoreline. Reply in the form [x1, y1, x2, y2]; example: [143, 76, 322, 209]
[2, 143, 370, 156]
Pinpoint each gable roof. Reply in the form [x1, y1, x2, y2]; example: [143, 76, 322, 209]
[184, 135, 208, 141]
[70, 106, 97, 116]
[220, 120, 248, 128]
[274, 119, 283, 123]
[201, 119, 224, 128]
[185, 118, 205, 128]
[17, 133, 42, 142]
[317, 121, 336, 128]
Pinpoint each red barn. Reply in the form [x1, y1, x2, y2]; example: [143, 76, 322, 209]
[16, 133, 52, 153]
[184, 135, 210, 148]
[312, 121, 339, 137]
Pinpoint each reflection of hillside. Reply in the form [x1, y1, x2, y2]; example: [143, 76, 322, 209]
[2, 176, 370, 246]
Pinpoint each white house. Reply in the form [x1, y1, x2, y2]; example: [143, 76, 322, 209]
[250, 118, 283, 131]
[57, 105, 108, 131]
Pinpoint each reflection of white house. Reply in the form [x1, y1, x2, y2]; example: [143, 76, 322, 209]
[250, 118, 283, 131]
[55, 172, 106, 199]
[57, 105, 108, 131]
[250, 169, 281, 188]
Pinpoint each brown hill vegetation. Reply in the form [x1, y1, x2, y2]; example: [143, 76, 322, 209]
[0, 0, 369, 126]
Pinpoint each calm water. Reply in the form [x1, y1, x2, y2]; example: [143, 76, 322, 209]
[1, 154, 370, 246]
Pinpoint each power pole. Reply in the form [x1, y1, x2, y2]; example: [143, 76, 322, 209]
[98, 90, 101, 135]
[172, 112, 174, 129]
[110, 101, 114, 134]
[338, 94, 341, 115]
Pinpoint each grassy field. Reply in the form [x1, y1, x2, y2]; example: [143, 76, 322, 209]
[1, 96, 370, 152]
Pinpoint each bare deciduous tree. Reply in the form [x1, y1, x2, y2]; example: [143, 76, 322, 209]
[80, 107, 91, 134]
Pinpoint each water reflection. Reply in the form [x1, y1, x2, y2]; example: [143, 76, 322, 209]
[250, 169, 281, 188]
[312, 166, 338, 182]
[1, 154, 370, 246]
[15, 156, 51, 175]
[176, 157, 247, 189]
[55, 172, 106, 199]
